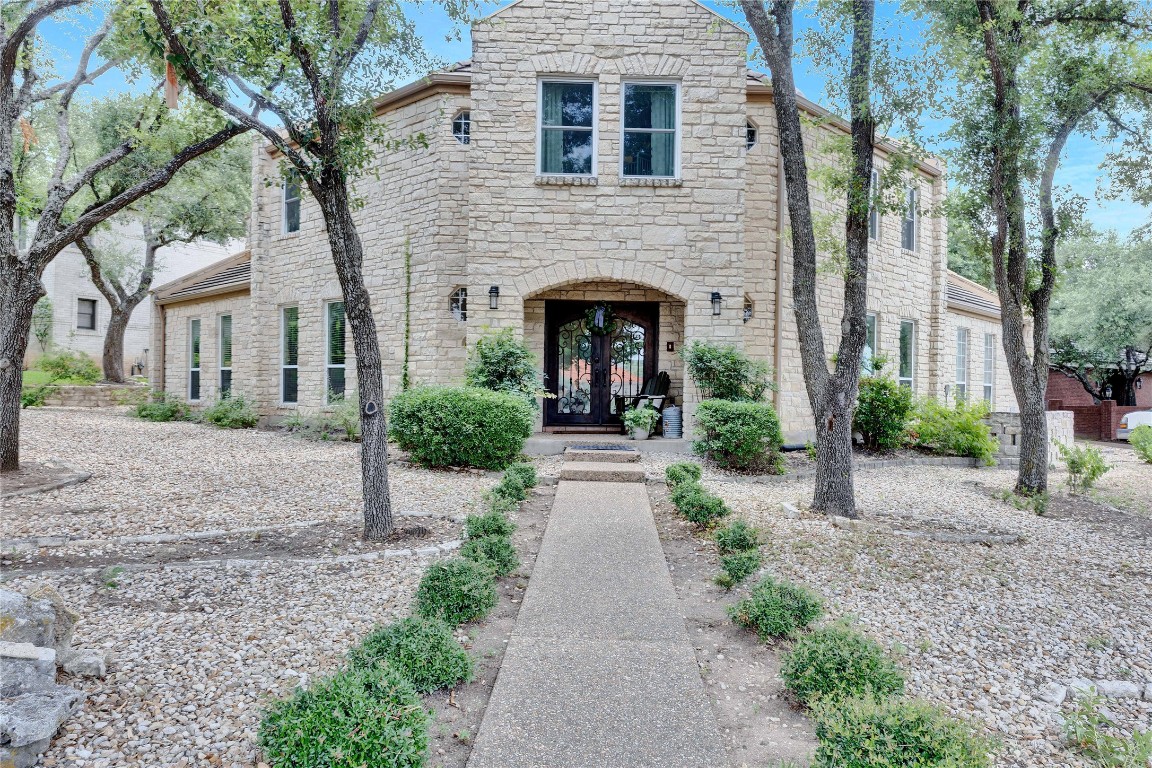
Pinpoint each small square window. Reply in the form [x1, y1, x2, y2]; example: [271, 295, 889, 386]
[77, 298, 97, 330]
[452, 111, 471, 145]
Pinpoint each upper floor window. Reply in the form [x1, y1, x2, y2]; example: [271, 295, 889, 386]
[622, 82, 678, 178]
[452, 111, 471, 144]
[868, 168, 880, 241]
[743, 295, 754, 323]
[746, 121, 758, 150]
[862, 313, 878, 375]
[283, 170, 301, 234]
[450, 287, 467, 322]
[539, 81, 595, 175]
[899, 320, 916, 388]
[901, 187, 917, 251]
[77, 298, 97, 330]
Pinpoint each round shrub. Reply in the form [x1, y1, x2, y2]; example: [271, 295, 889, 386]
[715, 520, 760, 554]
[729, 575, 824, 641]
[414, 557, 498, 626]
[505, 462, 538, 489]
[719, 549, 762, 586]
[348, 616, 473, 693]
[812, 696, 992, 768]
[665, 461, 703, 489]
[781, 624, 905, 705]
[465, 328, 544, 404]
[910, 398, 998, 465]
[1131, 424, 1152, 464]
[200, 393, 259, 429]
[135, 393, 189, 422]
[460, 535, 519, 577]
[485, 490, 519, 517]
[491, 473, 529, 502]
[693, 399, 784, 472]
[672, 484, 730, 527]
[854, 372, 914, 451]
[258, 661, 429, 768]
[465, 510, 516, 540]
[389, 386, 533, 470]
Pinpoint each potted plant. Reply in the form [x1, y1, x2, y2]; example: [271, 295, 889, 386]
[623, 404, 661, 440]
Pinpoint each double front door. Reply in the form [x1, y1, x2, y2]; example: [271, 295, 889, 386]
[544, 301, 658, 428]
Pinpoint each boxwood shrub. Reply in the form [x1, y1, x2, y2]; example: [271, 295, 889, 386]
[729, 575, 824, 641]
[460, 534, 519, 577]
[258, 661, 428, 768]
[671, 482, 730, 528]
[414, 557, 498, 626]
[714, 520, 760, 554]
[491, 473, 529, 502]
[781, 624, 905, 705]
[812, 696, 992, 768]
[347, 616, 473, 693]
[693, 399, 784, 472]
[134, 393, 190, 422]
[200, 393, 259, 429]
[504, 462, 538, 490]
[665, 461, 703, 489]
[854, 370, 914, 451]
[465, 509, 516, 540]
[389, 386, 533, 470]
[718, 549, 762, 587]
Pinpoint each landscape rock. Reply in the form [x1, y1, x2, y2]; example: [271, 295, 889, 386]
[1038, 683, 1066, 705]
[1145, 683, 1152, 702]
[0, 686, 85, 768]
[0, 589, 56, 649]
[1068, 677, 1096, 699]
[1095, 680, 1143, 700]
[780, 502, 801, 519]
[0, 642, 57, 692]
[58, 648, 108, 678]
[25, 585, 78, 655]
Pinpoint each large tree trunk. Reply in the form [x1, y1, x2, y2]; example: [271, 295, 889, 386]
[0, 265, 44, 471]
[102, 307, 131, 383]
[317, 174, 393, 540]
[1017, 380, 1049, 492]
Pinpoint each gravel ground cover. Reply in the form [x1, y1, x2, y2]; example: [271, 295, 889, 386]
[667, 445, 1151, 768]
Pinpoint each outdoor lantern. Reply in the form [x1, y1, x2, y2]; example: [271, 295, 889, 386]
[711, 291, 723, 316]
[1137, 378, 1143, 390]
[489, 286, 499, 310]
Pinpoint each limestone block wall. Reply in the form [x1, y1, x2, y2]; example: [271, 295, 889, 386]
[942, 307, 1016, 413]
[42, 384, 144, 408]
[158, 292, 251, 406]
[985, 410, 1073, 463]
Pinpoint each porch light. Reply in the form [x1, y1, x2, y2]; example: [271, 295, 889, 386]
[711, 291, 723, 316]
[489, 286, 499, 310]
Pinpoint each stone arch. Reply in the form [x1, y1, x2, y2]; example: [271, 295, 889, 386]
[528, 52, 604, 77]
[514, 259, 698, 303]
[615, 53, 691, 79]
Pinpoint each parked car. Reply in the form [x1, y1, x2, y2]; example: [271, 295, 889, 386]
[1118, 410, 1152, 440]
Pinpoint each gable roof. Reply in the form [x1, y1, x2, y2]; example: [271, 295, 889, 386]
[946, 270, 1001, 319]
[153, 250, 251, 305]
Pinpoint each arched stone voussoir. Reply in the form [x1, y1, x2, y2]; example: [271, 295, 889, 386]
[517, 260, 698, 302]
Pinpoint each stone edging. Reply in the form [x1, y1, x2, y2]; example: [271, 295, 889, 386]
[1, 461, 92, 499]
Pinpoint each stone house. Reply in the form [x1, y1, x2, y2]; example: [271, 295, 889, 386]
[149, 0, 1018, 441]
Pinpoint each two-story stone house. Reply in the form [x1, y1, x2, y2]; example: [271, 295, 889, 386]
[150, 0, 1015, 441]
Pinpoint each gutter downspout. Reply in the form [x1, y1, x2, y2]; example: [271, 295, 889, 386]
[154, 298, 166, 395]
[773, 130, 786, 410]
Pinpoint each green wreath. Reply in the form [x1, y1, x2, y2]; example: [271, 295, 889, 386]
[584, 303, 619, 336]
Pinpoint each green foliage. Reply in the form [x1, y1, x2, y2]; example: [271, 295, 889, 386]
[483, 490, 520, 517]
[714, 520, 761, 554]
[21, 383, 59, 409]
[389, 386, 534, 470]
[781, 624, 905, 706]
[729, 575, 824, 642]
[258, 662, 428, 768]
[1065, 693, 1152, 768]
[665, 462, 703, 489]
[855, 367, 914, 451]
[1057, 442, 1111, 494]
[909, 398, 998, 464]
[997, 488, 1050, 516]
[718, 549, 762, 587]
[1130, 425, 1152, 463]
[31, 298, 53, 352]
[693, 399, 785, 472]
[325, 389, 361, 441]
[491, 474, 528, 503]
[811, 696, 992, 768]
[414, 558, 498, 627]
[465, 328, 544, 405]
[946, 196, 994, 289]
[671, 482, 731, 528]
[504, 462, 538, 490]
[347, 616, 473, 694]
[134, 393, 190, 422]
[36, 350, 100, 384]
[199, 393, 259, 429]
[623, 404, 661, 435]
[680, 341, 772, 401]
[464, 509, 517, 540]
[460, 535, 519, 577]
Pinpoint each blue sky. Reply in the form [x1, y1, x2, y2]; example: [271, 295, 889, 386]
[39, 0, 1148, 236]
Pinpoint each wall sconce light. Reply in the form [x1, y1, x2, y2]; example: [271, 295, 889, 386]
[488, 286, 499, 310]
[711, 291, 723, 316]
[1137, 378, 1143, 390]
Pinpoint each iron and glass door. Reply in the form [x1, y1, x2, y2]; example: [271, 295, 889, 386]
[544, 301, 658, 427]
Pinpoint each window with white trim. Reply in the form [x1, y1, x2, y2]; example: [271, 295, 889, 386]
[281, 307, 299, 404]
[743, 295, 754, 323]
[219, 314, 233, 397]
[983, 332, 996, 405]
[283, 170, 301, 234]
[452, 111, 471, 144]
[622, 82, 678, 178]
[450, 288, 467, 322]
[746, 121, 758, 150]
[901, 187, 917, 251]
[955, 327, 970, 401]
[863, 313, 878, 375]
[326, 301, 346, 402]
[899, 320, 916, 389]
[868, 168, 880, 240]
[539, 81, 596, 175]
[77, 298, 97, 330]
[189, 318, 201, 402]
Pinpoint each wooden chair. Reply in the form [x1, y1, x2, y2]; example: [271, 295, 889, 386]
[615, 371, 674, 434]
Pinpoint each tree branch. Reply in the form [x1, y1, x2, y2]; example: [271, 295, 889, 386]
[0, 0, 83, 86]
[77, 237, 126, 307]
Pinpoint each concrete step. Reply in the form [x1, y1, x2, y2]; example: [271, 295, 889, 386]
[563, 448, 640, 464]
[559, 462, 647, 483]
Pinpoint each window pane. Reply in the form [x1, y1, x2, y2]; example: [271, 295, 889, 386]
[899, 321, 914, 385]
[624, 84, 676, 130]
[190, 370, 200, 401]
[220, 315, 233, 368]
[284, 171, 301, 233]
[78, 299, 96, 330]
[542, 82, 593, 128]
[220, 369, 232, 396]
[902, 189, 916, 250]
[453, 112, 470, 144]
[863, 314, 877, 374]
[328, 367, 346, 400]
[282, 368, 298, 404]
[541, 128, 593, 175]
[328, 302, 346, 365]
[190, 319, 201, 369]
[282, 307, 299, 366]
[623, 131, 675, 177]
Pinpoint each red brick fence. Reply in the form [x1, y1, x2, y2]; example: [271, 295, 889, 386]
[1047, 399, 1144, 441]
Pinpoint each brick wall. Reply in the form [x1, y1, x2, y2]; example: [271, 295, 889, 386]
[1047, 369, 1152, 408]
[1051, 401, 1146, 441]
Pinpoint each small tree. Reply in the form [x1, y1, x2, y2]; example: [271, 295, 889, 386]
[30, 297, 52, 352]
[465, 328, 544, 405]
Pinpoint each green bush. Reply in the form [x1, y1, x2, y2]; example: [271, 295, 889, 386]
[36, 349, 100, 384]
[200, 393, 259, 429]
[389, 386, 534, 470]
[414, 557, 498, 626]
[21, 382, 59, 408]
[465, 509, 516, 539]
[505, 462, 538, 490]
[855, 368, 914, 451]
[491, 473, 528, 502]
[671, 482, 731, 528]
[258, 662, 428, 768]
[781, 624, 905, 705]
[134, 393, 190, 422]
[623, 404, 661, 435]
[1057, 441, 1111, 494]
[718, 549, 762, 588]
[665, 461, 703, 489]
[693, 399, 785, 472]
[910, 398, 998, 465]
[680, 341, 771, 401]
[465, 328, 544, 405]
[347, 616, 473, 693]
[1064, 693, 1152, 767]
[322, 389, 361, 441]
[812, 696, 992, 768]
[1131, 425, 1152, 464]
[460, 535, 519, 577]
[483, 490, 519, 517]
[729, 575, 824, 642]
[714, 520, 761, 554]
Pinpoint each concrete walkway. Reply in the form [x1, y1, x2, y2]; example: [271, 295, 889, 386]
[467, 461, 726, 767]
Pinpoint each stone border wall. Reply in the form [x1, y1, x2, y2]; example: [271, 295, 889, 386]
[42, 385, 144, 408]
[985, 410, 1073, 463]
